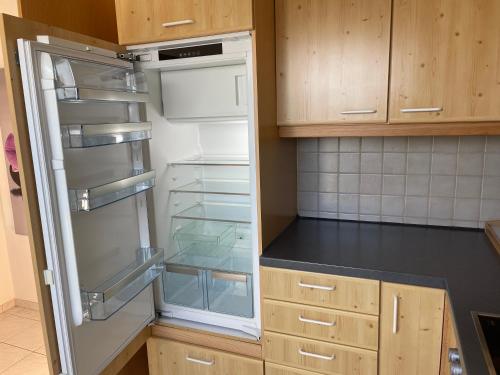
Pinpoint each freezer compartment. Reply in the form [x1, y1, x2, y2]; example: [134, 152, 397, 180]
[69, 170, 155, 212]
[81, 247, 164, 321]
[163, 265, 206, 310]
[61, 121, 152, 148]
[207, 271, 253, 318]
[52, 55, 148, 92]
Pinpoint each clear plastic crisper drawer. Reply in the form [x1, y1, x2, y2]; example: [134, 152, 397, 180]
[163, 265, 206, 310]
[207, 271, 253, 318]
[174, 220, 236, 252]
[52, 56, 148, 93]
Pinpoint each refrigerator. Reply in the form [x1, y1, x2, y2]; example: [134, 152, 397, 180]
[17, 32, 260, 375]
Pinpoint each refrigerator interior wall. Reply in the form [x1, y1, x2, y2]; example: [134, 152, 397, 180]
[142, 40, 261, 337]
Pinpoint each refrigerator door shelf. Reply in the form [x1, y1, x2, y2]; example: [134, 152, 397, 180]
[69, 170, 156, 212]
[82, 247, 164, 321]
[52, 55, 148, 93]
[61, 121, 152, 148]
[56, 87, 150, 103]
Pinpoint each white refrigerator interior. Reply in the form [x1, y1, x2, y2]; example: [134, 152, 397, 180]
[17, 32, 260, 375]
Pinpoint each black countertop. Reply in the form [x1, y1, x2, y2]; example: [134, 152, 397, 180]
[260, 217, 500, 375]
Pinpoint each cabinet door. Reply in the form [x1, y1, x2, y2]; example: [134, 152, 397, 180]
[147, 338, 263, 375]
[379, 282, 445, 375]
[276, 0, 391, 125]
[390, 0, 500, 122]
[115, 0, 253, 45]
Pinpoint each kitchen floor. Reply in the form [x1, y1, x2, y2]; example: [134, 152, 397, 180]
[0, 307, 48, 375]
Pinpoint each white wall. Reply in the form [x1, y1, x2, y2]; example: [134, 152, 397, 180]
[0, 0, 38, 305]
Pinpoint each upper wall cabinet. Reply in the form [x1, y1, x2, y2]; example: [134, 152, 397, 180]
[115, 0, 254, 45]
[276, 0, 391, 125]
[390, 0, 500, 123]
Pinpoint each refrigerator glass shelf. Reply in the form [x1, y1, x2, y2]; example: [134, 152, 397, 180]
[170, 179, 250, 196]
[166, 243, 252, 275]
[82, 247, 164, 321]
[172, 202, 251, 224]
[61, 121, 152, 148]
[168, 156, 249, 166]
[69, 170, 155, 212]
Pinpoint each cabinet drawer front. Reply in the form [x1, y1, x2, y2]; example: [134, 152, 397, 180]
[264, 332, 377, 375]
[266, 362, 325, 375]
[261, 267, 380, 315]
[147, 338, 263, 375]
[263, 300, 379, 350]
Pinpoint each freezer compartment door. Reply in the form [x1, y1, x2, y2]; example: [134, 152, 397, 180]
[17, 37, 160, 375]
[162, 64, 248, 122]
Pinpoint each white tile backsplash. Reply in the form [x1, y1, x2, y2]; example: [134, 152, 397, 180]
[297, 136, 500, 228]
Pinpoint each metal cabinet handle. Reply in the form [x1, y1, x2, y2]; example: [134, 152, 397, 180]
[393, 295, 399, 334]
[400, 107, 443, 113]
[186, 356, 214, 366]
[298, 348, 335, 361]
[340, 109, 377, 115]
[298, 281, 335, 291]
[299, 315, 336, 327]
[162, 19, 195, 27]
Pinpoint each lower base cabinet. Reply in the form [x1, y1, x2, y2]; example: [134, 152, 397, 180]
[147, 337, 264, 375]
[379, 282, 445, 375]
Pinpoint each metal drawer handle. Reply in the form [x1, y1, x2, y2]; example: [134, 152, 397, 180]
[340, 109, 377, 115]
[162, 19, 195, 27]
[298, 348, 335, 361]
[299, 315, 336, 327]
[400, 107, 443, 113]
[298, 281, 335, 291]
[186, 356, 214, 366]
[393, 295, 399, 334]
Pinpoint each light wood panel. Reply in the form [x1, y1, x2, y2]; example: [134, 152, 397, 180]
[485, 220, 500, 255]
[261, 267, 380, 315]
[147, 338, 263, 375]
[115, 0, 253, 45]
[379, 282, 445, 375]
[278, 122, 500, 137]
[439, 295, 459, 375]
[0, 13, 122, 375]
[252, 0, 297, 251]
[151, 323, 262, 359]
[266, 362, 327, 375]
[101, 327, 151, 375]
[390, 0, 500, 123]
[18, 0, 118, 42]
[276, 0, 391, 125]
[264, 331, 377, 375]
[263, 299, 378, 350]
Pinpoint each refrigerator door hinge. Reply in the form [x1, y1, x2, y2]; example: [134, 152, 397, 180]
[117, 52, 137, 62]
[43, 269, 55, 286]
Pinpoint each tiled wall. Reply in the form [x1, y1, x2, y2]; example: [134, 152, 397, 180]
[297, 136, 500, 228]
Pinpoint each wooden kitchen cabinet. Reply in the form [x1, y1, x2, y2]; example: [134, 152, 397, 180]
[390, 0, 500, 123]
[115, 0, 254, 45]
[276, 0, 391, 125]
[147, 338, 263, 375]
[379, 282, 445, 375]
